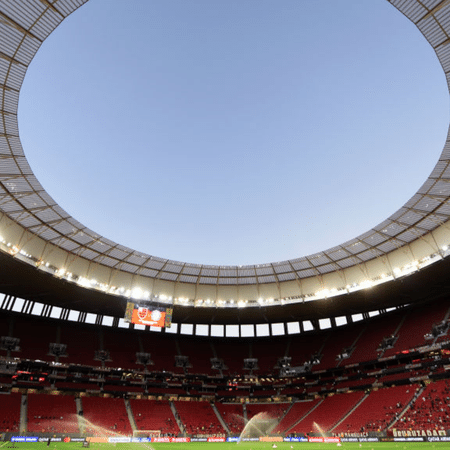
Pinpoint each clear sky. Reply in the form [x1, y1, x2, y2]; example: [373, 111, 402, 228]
[18, 0, 449, 266]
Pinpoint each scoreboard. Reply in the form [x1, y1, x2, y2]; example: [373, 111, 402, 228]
[124, 301, 173, 328]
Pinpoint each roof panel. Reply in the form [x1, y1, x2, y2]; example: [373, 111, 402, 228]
[202, 268, 219, 276]
[337, 257, 360, 269]
[199, 277, 217, 284]
[182, 266, 201, 276]
[297, 268, 318, 278]
[357, 248, 382, 261]
[317, 264, 338, 274]
[0, 0, 449, 293]
[164, 264, 183, 274]
[238, 276, 257, 284]
[138, 268, 158, 277]
[179, 275, 197, 283]
[396, 229, 425, 243]
[273, 264, 292, 274]
[258, 275, 277, 283]
[218, 277, 238, 285]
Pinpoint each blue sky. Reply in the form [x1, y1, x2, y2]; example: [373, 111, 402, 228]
[18, 0, 449, 266]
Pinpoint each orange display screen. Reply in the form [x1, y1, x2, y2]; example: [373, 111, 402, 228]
[131, 307, 166, 327]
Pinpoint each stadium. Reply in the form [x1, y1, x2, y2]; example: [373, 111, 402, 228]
[1, 0, 450, 449]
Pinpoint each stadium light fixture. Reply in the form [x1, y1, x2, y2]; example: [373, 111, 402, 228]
[131, 287, 143, 300]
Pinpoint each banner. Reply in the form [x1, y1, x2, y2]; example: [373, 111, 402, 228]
[108, 437, 131, 443]
[152, 437, 190, 443]
[308, 437, 340, 443]
[87, 438, 108, 443]
[11, 437, 38, 442]
[394, 437, 425, 442]
[428, 437, 450, 442]
[341, 438, 379, 443]
[260, 437, 283, 442]
[393, 429, 447, 437]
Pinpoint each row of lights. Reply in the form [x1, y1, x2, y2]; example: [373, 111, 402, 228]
[1, 234, 449, 308]
[311, 252, 444, 300]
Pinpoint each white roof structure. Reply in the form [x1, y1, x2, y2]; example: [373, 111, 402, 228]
[1, 0, 450, 307]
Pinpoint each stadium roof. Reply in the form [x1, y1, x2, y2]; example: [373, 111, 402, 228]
[1, 0, 450, 314]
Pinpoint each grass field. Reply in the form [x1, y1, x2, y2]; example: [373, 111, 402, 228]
[1, 442, 450, 450]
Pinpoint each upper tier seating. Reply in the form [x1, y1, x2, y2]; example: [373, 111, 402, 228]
[383, 302, 449, 357]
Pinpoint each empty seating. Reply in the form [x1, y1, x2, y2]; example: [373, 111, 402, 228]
[27, 393, 79, 433]
[344, 313, 402, 365]
[129, 399, 180, 436]
[384, 303, 449, 357]
[315, 324, 364, 370]
[0, 392, 21, 432]
[334, 384, 418, 433]
[215, 403, 244, 434]
[395, 379, 450, 431]
[246, 403, 289, 434]
[287, 391, 364, 435]
[174, 400, 225, 436]
[214, 341, 250, 375]
[274, 399, 320, 434]
[81, 396, 132, 435]
[178, 338, 214, 375]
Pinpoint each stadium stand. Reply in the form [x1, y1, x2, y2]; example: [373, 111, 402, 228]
[27, 393, 79, 433]
[383, 302, 449, 357]
[0, 298, 449, 439]
[246, 403, 289, 433]
[286, 391, 364, 435]
[0, 392, 21, 432]
[81, 396, 132, 435]
[334, 384, 418, 433]
[394, 379, 450, 432]
[178, 338, 214, 375]
[140, 333, 178, 373]
[343, 313, 403, 365]
[129, 399, 180, 436]
[102, 328, 141, 370]
[252, 340, 287, 376]
[61, 326, 99, 366]
[214, 340, 251, 375]
[274, 399, 321, 434]
[314, 323, 365, 370]
[214, 403, 244, 435]
[174, 400, 225, 436]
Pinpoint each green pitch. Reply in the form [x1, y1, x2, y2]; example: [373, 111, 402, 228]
[1, 442, 449, 450]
